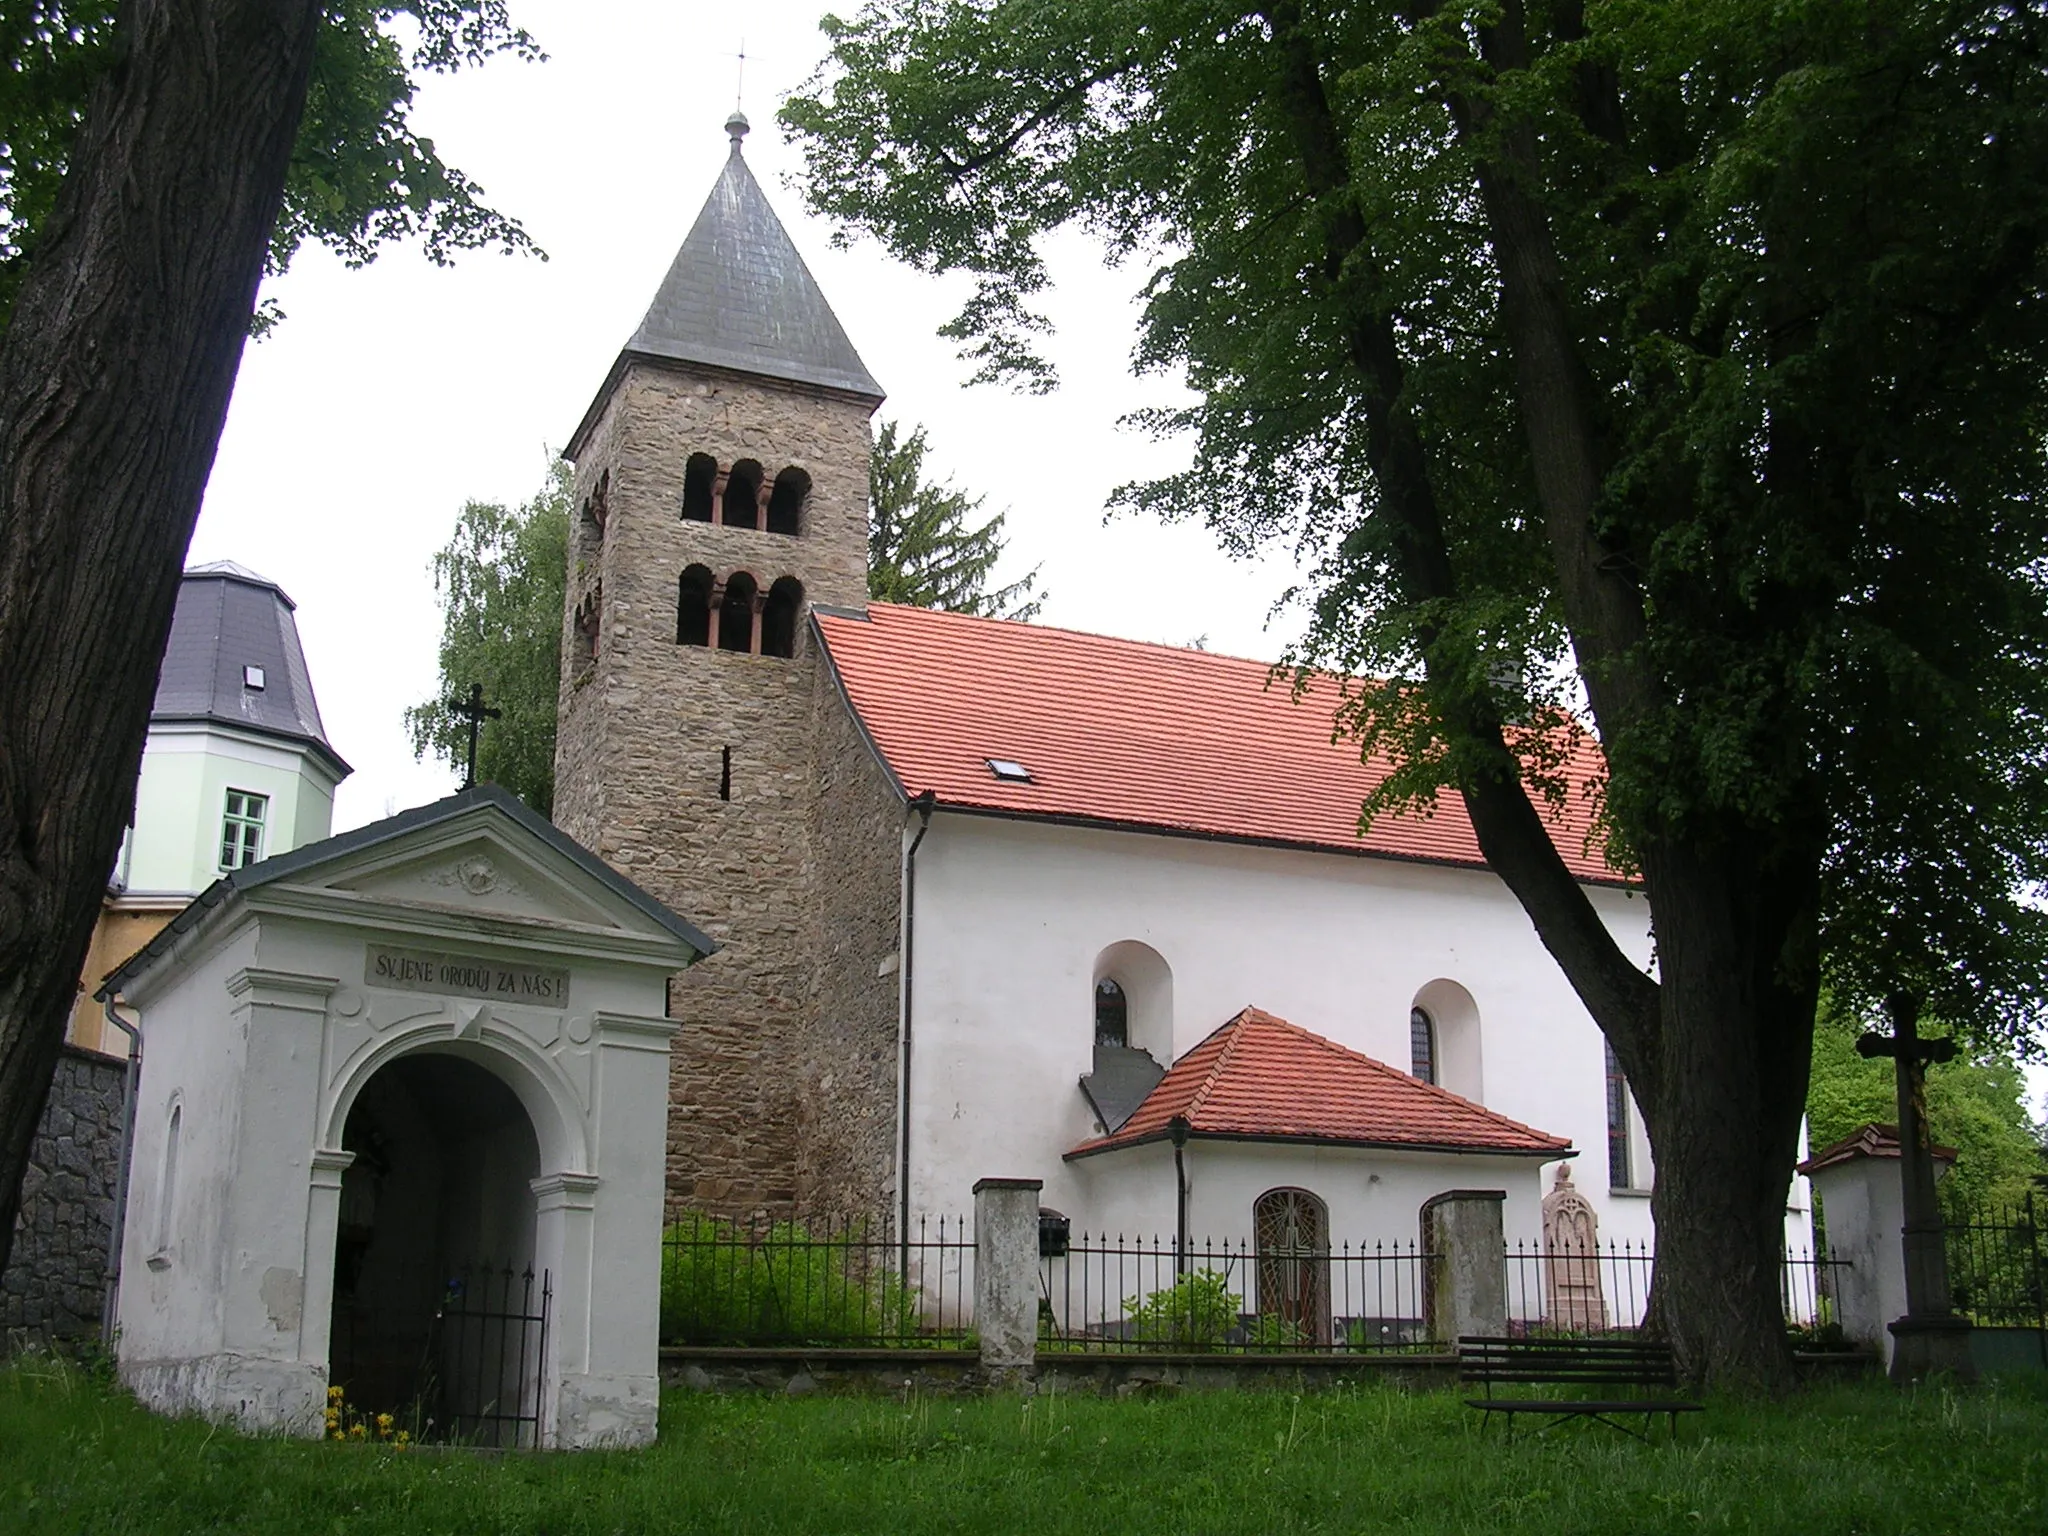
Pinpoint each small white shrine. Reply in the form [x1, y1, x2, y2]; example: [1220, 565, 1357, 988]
[103, 785, 710, 1449]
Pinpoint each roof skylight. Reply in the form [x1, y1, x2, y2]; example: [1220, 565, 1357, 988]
[986, 758, 1033, 783]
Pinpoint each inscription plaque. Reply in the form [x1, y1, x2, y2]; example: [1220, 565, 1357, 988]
[366, 945, 569, 1006]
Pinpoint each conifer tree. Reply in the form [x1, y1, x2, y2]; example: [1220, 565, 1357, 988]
[869, 420, 1042, 620]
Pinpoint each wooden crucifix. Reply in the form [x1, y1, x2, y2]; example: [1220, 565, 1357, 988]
[1855, 992, 1976, 1379]
[449, 682, 501, 790]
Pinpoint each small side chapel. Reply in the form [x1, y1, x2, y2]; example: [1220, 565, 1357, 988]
[105, 786, 711, 1448]
[548, 116, 1814, 1301]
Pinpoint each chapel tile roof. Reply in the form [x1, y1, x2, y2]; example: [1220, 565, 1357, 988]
[153, 563, 348, 778]
[1065, 1008, 1573, 1159]
[1797, 1122, 1958, 1176]
[813, 602, 1619, 881]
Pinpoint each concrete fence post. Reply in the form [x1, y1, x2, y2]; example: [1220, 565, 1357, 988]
[1421, 1189, 1507, 1347]
[973, 1178, 1043, 1378]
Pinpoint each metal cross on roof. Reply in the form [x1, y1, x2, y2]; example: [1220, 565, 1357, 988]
[449, 681, 501, 790]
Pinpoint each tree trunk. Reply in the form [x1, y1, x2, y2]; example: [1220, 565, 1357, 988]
[0, 0, 323, 1278]
[1263, 3, 1821, 1387]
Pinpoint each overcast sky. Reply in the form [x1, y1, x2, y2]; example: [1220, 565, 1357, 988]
[189, 0, 1312, 833]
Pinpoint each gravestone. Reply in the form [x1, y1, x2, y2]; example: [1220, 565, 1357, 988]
[1541, 1163, 1608, 1332]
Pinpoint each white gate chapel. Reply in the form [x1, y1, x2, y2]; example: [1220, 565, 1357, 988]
[101, 785, 712, 1449]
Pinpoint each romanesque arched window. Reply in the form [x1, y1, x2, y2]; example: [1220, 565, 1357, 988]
[1410, 1006, 1437, 1086]
[682, 454, 716, 522]
[1093, 979, 1128, 1048]
[718, 571, 759, 653]
[722, 459, 763, 530]
[677, 565, 713, 647]
[762, 576, 804, 658]
[766, 467, 811, 537]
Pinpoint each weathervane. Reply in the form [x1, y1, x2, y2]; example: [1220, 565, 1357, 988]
[448, 681, 501, 790]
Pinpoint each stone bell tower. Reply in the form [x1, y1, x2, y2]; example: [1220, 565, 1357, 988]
[553, 112, 884, 1218]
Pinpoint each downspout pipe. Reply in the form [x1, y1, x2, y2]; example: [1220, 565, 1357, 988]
[100, 993, 141, 1349]
[898, 790, 937, 1271]
[1169, 1115, 1191, 1277]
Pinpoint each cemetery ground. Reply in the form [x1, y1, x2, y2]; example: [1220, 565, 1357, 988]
[4, 1359, 2045, 1534]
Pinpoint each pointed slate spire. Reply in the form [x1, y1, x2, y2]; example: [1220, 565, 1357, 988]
[617, 117, 883, 401]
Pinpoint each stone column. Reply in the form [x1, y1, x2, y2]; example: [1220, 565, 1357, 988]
[973, 1177, 1043, 1378]
[1421, 1189, 1507, 1347]
[298, 1148, 355, 1379]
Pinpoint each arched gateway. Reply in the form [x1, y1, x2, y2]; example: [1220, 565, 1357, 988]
[102, 786, 712, 1449]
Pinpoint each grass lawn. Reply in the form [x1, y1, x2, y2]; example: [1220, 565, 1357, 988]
[4, 1359, 2045, 1534]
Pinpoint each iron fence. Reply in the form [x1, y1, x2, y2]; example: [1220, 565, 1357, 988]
[1039, 1232, 1436, 1353]
[659, 1212, 973, 1347]
[1503, 1240, 1847, 1338]
[1946, 1194, 2047, 1332]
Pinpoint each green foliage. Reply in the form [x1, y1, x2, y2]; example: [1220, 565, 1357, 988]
[870, 419, 1043, 620]
[1119, 1268, 1305, 1350]
[659, 1212, 928, 1346]
[404, 461, 567, 814]
[785, 2, 2048, 1055]
[0, 2, 540, 333]
[1807, 1004, 2046, 1218]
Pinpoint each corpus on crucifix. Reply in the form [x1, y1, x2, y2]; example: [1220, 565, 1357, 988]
[1855, 992, 1977, 1382]
[448, 681, 502, 791]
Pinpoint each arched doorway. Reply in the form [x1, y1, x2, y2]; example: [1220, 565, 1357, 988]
[327, 1051, 544, 1445]
[1255, 1187, 1332, 1346]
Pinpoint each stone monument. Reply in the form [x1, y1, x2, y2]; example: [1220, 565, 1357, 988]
[1541, 1162, 1609, 1332]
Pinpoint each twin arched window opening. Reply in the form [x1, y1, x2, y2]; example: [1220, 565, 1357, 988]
[678, 566, 803, 658]
[681, 454, 811, 536]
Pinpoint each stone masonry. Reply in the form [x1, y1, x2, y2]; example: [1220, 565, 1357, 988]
[554, 356, 902, 1220]
[3, 1044, 125, 1343]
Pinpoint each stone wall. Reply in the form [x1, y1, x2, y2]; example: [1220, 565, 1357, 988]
[553, 356, 889, 1221]
[795, 655, 907, 1220]
[2, 1044, 126, 1342]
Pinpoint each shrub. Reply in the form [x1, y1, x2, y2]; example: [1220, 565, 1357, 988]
[659, 1213, 922, 1345]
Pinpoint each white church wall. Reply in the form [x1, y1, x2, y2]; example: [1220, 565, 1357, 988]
[903, 812, 1659, 1245]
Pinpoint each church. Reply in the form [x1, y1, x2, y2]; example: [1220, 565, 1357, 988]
[550, 113, 1808, 1268]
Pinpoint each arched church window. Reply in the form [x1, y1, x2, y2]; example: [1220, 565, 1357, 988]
[762, 576, 804, 659]
[1410, 1007, 1437, 1085]
[1094, 978, 1128, 1048]
[718, 571, 760, 653]
[766, 467, 811, 537]
[677, 565, 713, 647]
[154, 1101, 183, 1258]
[682, 454, 716, 522]
[1254, 1187, 1330, 1345]
[723, 459, 764, 530]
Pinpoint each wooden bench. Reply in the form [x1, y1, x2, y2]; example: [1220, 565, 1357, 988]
[1459, 1335, 1702, 1441]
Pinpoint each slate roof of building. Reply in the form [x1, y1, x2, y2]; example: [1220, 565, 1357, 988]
[1066, 1008, 1572, 1160]
[571, 119, 881, 459]
[154, 563, 348, 778]
[813, 601, 1619, 882]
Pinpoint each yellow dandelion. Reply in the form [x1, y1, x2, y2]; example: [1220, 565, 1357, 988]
[348, 1422, 367, 1440]
[394, 1430, 411, 1448]
[328, 1385, 344, 1402]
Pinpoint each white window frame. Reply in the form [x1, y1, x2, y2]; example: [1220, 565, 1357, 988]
[219, 788, 268, 871]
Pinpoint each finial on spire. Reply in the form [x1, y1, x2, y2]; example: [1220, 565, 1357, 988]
[726, 110, 750, 151]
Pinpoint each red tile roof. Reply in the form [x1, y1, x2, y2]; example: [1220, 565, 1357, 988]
[814, 603, 1618, 881]
[1066, 1008, 1572, 1160]
[1797, 1122, 1957, 1176]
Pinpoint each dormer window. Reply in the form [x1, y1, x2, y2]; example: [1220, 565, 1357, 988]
[243, 665, 265, 691]
[987, 758, 1032, 783]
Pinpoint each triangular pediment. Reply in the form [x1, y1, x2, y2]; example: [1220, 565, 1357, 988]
[100, 786, 713, 1003]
